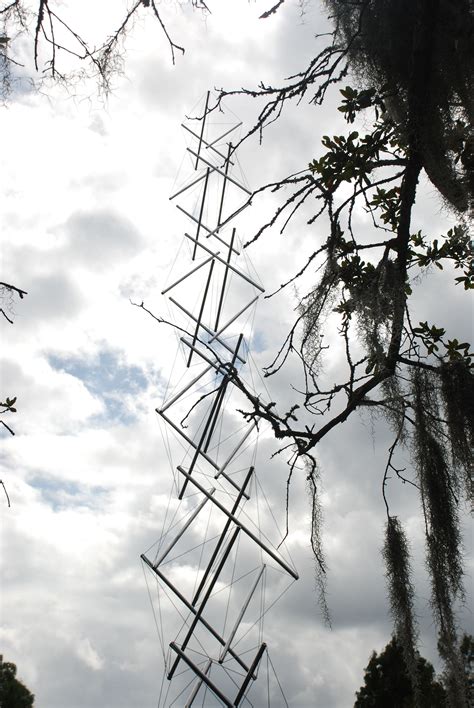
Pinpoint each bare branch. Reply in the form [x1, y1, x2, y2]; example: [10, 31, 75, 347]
[0, 479, 11, 507]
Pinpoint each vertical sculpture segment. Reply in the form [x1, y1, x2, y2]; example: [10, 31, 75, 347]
[142, 93, 297, 707]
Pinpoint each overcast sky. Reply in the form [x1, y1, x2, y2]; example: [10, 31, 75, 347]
[1, 2, 472, 707]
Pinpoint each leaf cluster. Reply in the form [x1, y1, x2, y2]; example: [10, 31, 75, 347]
[409, 226, 473, 290]
[0, 395, 17, 413]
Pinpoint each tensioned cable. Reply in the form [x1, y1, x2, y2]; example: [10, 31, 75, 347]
[253, 466, 265, 568]
[158, 531, 222, 569]
[168, 670, 200, 707]
[205, 565, 264, 604]
[221, 526, 241, 640]
[145, 493, 207, 562]
[142, 560, 166, 662]
[153, 583, 214, 678]
[259, 566, 266, 648]
[266, 650, 271, 708]
[231, 579, 296, 652]
[267, 650, 290, 707]
[255, 472, 292, 554]
[192, 499, 213, 598]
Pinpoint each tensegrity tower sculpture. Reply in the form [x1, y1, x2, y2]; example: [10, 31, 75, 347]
[141, 92, 299, 707]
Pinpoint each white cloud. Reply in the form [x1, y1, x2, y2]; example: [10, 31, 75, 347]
[1, 2, 472, 708]
[77, 638, 105, 671]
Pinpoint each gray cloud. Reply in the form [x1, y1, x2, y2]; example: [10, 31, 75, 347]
[11, 272, 82, 324]
[61, 209, 143, 270]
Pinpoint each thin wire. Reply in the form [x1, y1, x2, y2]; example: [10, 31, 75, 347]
[221, 528, 241, 639]
[142, 561, 166, 662]
[192, 501, 214, 598]
[267, 651, 290, 707]
[232, 579, 296, 651]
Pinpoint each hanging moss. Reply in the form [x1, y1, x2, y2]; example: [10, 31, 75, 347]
[352, 257, 401, 368]
[380, 374, 409, 443]
[299, 260, 339, 371]
[440, 361, 474, 504]
[413, 370, 464, 595]
[427, 535, 468, 708]
[412, 370, 467, 706]
[325, 0, 474, 216]
[382, 516, 419, 699]
[305, 457, 331, 625]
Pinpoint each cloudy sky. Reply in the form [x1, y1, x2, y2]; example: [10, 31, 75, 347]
[1, 1, 472, 707]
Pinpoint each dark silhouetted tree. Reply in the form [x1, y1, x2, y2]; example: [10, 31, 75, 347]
[354, 636, 447, 707]
[205, 2, 473, 704]
[0, 658, 34, 708]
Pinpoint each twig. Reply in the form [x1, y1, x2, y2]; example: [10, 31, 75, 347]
[0, 480, 11, 507]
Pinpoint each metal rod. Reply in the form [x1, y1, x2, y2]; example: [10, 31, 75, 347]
[216, 143, 232, 233]
[159, 364, 214, 414]
[203, 334, 243, 453]
[176, 205, 240, 255]
[187, 148, 252, 196]
[169, 643, 234, 708]
[179, 336, 236, 499]
[218, 469, 250, 497]
[214, 228, 235, 332]
[206, 122, 242, 148]
[195, 90, 210, 170]
[234, 643, 267, 706]
[169, 171, 207, 201]
[167, 527, 240, 679]
[161, 255, 214, 296]
[204, 201, 250, 243]
[141, 554, 249, 674]
[215, 422, 257, 478]
[210, 296, 259, 343]
[192, 466, 254, 606]
[177, 466, 299, 580]
[193, 167, 210, 261]
[184, 660, 212, 708]
[156, 410, 219, 470]
[153, 491, 215, 568]
[187, 259, 215, 368]
[168, 296, 246, 365]
[219, 565, 265, 663]
[184, 233, 264, 292]
[178, 344, 254, 474]
[202, 382, 227, 454]
[182, 123, 230, 163]
[180, 338, 227, 376]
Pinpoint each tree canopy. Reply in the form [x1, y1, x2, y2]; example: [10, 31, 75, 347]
[0, 658, 35, 708]
[0, 0, 209, 100]
[354, 636, 447, 708]
[355, 634, 474, 707]
[210, 2, 473, 703]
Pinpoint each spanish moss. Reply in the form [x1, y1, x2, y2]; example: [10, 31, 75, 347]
[440, 361, 474, 505]
[382, 516, 419, 699]
[412, 369, 467, 705]
[305, 456, 331, 626]
[325, 0, 474, 216]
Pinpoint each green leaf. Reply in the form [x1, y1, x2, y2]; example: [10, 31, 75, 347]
[365, 360, 376, 374]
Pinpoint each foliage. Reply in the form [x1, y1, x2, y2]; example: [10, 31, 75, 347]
[354, 636, 447, 708]
[0, 0, 209, 100]
[1, 281, 26, 505]
[210, 3, 474, 705]
[0, 659, 35, 708]
[325, 0, 474, 216]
